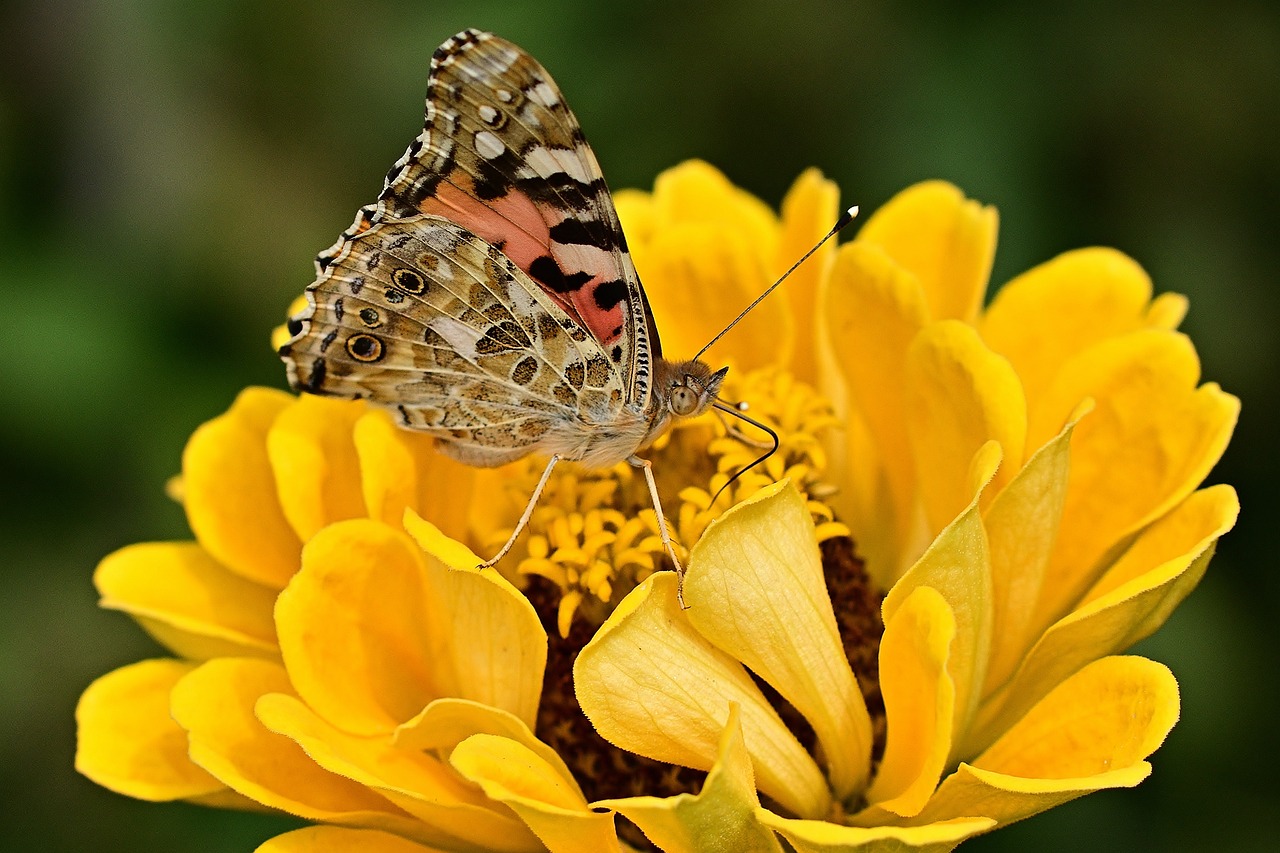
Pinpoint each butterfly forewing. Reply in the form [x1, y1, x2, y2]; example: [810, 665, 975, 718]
[374, 30, 656, 408]
[281, 215, 628, 466]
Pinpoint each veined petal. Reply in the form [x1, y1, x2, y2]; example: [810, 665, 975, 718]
[96, 542, 277, 660]
[980, 248, 1156, 410]
[450, 734, 621, 853]
[575, 572, 831, 820]
[183, 387, 300, 588]
[981, 414, 1081, 695]
[597, 705, 783, 853]
[268, 395, 368, 541]
[882, 485, 993, 749]
[780, 168, 841, 383]
[403, 511, 547, 728]
[1029, 330, 1239, 627]
[170, 658, 422, 836]
[912, 657, 1176, 828]
[856, 181, 996, 325]
[256, 693, 541, 852]
[758, 812, 994, 853]
[968, 486, 1236, 751]
[819, 240, 929, 583]
[865, 587, 955, 818]
[257, 826, 450, 852]
[684, 480, 872, 801]
[75, 659, 224, 801]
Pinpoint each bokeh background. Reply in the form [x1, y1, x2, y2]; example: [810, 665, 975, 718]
[2, 1, 1275, 850]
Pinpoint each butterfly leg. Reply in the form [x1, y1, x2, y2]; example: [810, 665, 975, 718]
[627, 454, 688, 609]
[479, 453, 562, 569]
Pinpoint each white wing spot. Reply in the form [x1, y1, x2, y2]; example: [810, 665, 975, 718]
[475, 130, 506, 160]
[496, 89, 514, 103]
[528, 81, 560, 108]
[478, 105, 499, 124]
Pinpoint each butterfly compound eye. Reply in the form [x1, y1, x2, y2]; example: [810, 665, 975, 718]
[670, 386, 699, 416]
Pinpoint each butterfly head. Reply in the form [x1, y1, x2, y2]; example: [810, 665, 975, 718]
[661, 360, 728, 419]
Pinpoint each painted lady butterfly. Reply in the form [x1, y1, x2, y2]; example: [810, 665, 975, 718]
[279, 29, 849, 604]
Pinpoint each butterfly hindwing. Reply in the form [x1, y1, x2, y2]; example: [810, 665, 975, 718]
[281, 215, 628, 465]
[374, 29, 657, 410]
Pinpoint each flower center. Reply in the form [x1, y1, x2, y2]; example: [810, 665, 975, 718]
[487, 368, 887, 829]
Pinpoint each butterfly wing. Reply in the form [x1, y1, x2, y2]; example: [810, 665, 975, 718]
[372, 29, 660, 411]
[280, 215, 628, 466]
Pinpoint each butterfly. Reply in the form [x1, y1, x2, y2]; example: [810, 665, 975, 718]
[278, 29, 850, 606]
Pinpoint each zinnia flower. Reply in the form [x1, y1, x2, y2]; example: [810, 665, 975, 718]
[76, 161, 1238, 852]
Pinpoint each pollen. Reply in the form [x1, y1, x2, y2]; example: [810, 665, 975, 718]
[487, 366, 850, 637]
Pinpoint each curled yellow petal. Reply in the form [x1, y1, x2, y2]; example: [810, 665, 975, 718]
[913, 657, 1176, 829]
[256, 693, 540, 852]
[866, 587, 955, 817]
[856, 181, 996, 325]
[268, 395, 368, 540]
[96, 542, 277, 660]
[450, 734, 621, 853]
[980, 248, 1156, 409]
[819, 240, 929, 582]
[685, 480, 871, 801]
[780, 168, 841, 383]
[183, 387, 300, 588]
[170, 658, 420, 835]
[905, 321, 1026, 529]
[759, 811, 994, 853]
[75, 659, 224, 801]
[882, 486, 992, 749]
[969, 486, 1235, 751]
[575, 572, 831, 820]
[1030, 329, 1239, 628]
[256, 826, 450, 852]
[597, 704, 783, 853]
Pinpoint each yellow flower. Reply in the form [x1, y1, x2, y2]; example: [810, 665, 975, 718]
[76, 161, 1238, 852]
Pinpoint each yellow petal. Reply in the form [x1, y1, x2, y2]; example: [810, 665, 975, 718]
[642, 221, 789, 369]
[170, 658, 420, 835]
[353, 411, 479, 542]
[881, 488, 992, 749]
[450, 734, 621, 853]
[865, 588, 955, 817]
[779, 168, 841, 383]
[911, 657, 1176, 828]
[75, 659, 224, 801]
[256, 693, 541, 852]
[856, 181, 997, 325]
[975, 656, 1178, 778]
[758, 812, 994, 853]
[614, 188, 656, 246]
[969, 486, 1235, 752]
[403, 510, 548, 728]
[96, 542, 277, 660]
[275, 520, 442, 735]
[597, 705, 783, 853]
[256, 826, 449, 853]
[904, 321, 1026, 530]
[980, 414, 1080, 694]
[183, 387, 301, 588]
[268, 394, 368, 540]
[818, 240, 929, 582]
[1029, 330, 1239, 626]
[574, 572, 831, 819]
[685, 480, 872, 801]
[980, 248, 1155, 409]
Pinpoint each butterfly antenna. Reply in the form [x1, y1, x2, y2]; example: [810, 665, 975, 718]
[709, 401, 780, 506]
[692, 205, 859, 364]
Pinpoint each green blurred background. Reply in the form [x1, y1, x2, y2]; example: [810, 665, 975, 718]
[2, 1, 1275, 850]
